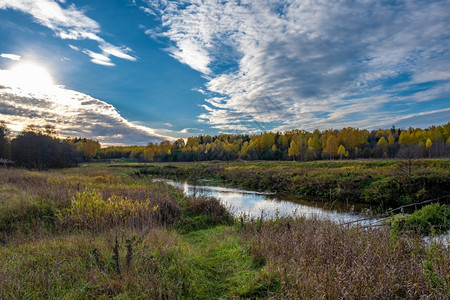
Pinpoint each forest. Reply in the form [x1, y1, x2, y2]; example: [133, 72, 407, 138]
[1, 122, 449, 168]
[98, 123, 450, 162]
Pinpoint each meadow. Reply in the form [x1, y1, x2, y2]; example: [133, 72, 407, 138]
[0, 162, 449, 299]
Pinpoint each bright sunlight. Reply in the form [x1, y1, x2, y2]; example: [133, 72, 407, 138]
[9, 62, 55, 92]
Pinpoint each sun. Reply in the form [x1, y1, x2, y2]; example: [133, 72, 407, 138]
[10, 62, 55, 92]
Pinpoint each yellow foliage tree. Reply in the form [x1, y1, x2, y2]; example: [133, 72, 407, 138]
[288, 140, 300, 160]
[324, 135, 338, 159]
[337, 144, 348, 159]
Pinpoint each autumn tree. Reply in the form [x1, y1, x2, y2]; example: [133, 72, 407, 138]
[288, 140, 300, 160]
[72, 138, 101, 160]
[377, 137, 387, 148]
[324, 135, 338, 159]
[337, 127, 369, 158]
[425, 138, 432, 158]
[337, 144, 348, 159]
[307, 130, 322, 160]
[277, 134, 289, 152]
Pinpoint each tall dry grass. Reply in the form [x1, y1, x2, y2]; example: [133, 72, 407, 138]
[0, 166, 233, 240]
[241, 216, 449, 299]
[0, 229, 186, 299]
[0, 167, 178, 240]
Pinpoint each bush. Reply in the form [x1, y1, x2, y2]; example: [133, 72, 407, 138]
[177, 196, 234, 233]
[389, 203, 450, 235]
[57, 190, 162, 232]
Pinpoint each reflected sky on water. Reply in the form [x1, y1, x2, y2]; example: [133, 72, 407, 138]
[154, 179, 380, 224]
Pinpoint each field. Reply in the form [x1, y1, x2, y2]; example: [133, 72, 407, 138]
[0, 162, 449, 299]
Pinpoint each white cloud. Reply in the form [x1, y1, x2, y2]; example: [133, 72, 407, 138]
[0, 53, 21, 61]
[0, 0, 137, 66]
[377, 108, 450, 130]
[68, 44, 79, 51]
[99, 43, 137, 61]
[0, 67, 172, 146]
[83, 49, 115, 66]
[139, 6, 156, 16]
[192, 87, 206, 95]
[144, 0, 450, 132]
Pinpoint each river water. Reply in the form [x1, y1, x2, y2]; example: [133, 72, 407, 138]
[154, 179, 380, 225]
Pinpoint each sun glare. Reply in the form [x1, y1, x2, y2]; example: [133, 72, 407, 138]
[10, 62, 55, 92]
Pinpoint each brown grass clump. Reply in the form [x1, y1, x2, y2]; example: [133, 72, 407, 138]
[241, 217, 450, 299]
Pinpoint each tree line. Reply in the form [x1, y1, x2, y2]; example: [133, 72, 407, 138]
[0, 122, 100, 169]
[97, 123, 450, 162]
[1, 121, 449, 167]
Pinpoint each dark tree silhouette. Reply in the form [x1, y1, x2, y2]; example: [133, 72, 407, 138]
[10, 126, 81, 169]
[0, 121, 10, 159]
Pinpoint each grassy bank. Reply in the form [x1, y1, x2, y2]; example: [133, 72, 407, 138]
[1, 165, 449, 299]
[135, 159, 450, 208]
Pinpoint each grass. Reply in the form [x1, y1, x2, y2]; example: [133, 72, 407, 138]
[240, 216, 450, 298]
[0, 163, 449, 299]
[175, 226, 278, 299]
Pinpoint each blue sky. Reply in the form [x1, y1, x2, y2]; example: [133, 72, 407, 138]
[0, 0, 449, 145]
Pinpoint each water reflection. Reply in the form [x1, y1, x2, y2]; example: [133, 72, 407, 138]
[154, 179, 379, 224]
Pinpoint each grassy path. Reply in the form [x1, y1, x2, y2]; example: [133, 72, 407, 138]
[179, 226, 278, 299]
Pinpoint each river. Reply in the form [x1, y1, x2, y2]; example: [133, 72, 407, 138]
[154, 179, 381, 225]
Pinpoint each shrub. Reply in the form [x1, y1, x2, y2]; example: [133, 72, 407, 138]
[177, 196, 234, 233]
[57, 190, 161, 232]
[389, 203, 450, 235]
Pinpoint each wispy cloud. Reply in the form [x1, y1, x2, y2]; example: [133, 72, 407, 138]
[82, 49, 115, 67]
[0, 67, 172, 145]
[0, 53, 21, 61]
[143, 0, 450, 131]
[0, 0, 137, 66]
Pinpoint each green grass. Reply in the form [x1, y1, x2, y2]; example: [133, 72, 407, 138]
[179, 226, 279, 299]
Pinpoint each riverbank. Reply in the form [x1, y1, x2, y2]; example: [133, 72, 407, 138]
[0, 165, 449, 298]
[156, 178, 380, 222]
[135, 159, 450, 208]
